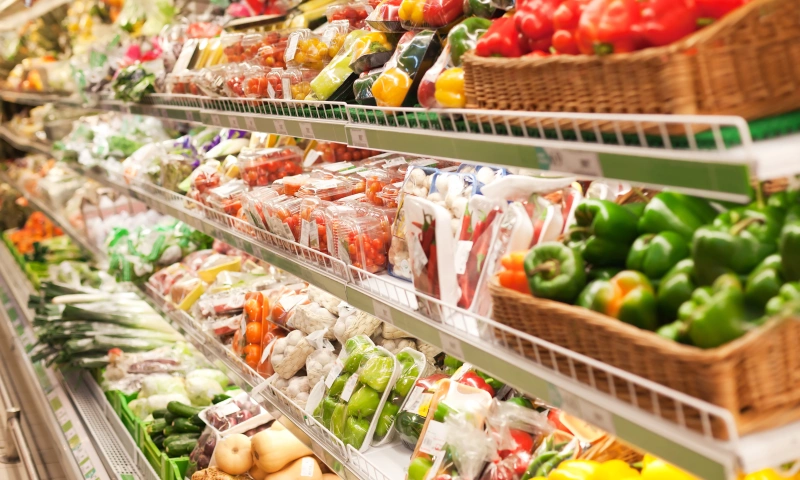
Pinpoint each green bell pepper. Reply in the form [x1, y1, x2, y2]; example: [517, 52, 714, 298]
[570, 200, 640, 267]
[744, 254, 783, 311]
[342, 417, 371, 448]
[360, 355, 394, 392]
[343, 336, 376, 373]
[692, 204, 784, 286]
[331, 402, 348, 438]
[347, 385, 380, 419]
[317, 396, 340, 428]
[476, 370, 504, 392]
[767, 190, 799, 211]
[587, 267, 622, 282]
[656, 319, 690, 343]
[433, 401, 459, 423]
[524, 242, 586, 303]
[656, 259, 696, 323]
[448, 18, 491, 65]
[679, 274, 751, 349]
[408, 457, 434, 480]
[577, 270, 658, 330]
[507, 396, 533, 409]
[780, 206, 800, 281]
[329, 372, 351, 398]
[395, 411, 425, 448]
[638, 192, 718, 241]
[443, 355, 463, 375]
[394, 372, 417, 398]
[374, 402, 400, 440]
[765, 282, 800, 316]
[626, 232, 690, 279]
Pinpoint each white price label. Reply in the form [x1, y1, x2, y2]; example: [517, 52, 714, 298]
[340, 373, 359, 402]
[549, 385, 616, 435]
[350, 128, 369, 148]
[273, 119, 289, 135]
[372, 300, 393, 325]
[419, 420, 448, 455]
[439, 332, 464, 359]
[229, 116, 240, 129]
[304, 149, 322, 168]
[185, 110, 195, 122]
[544, 148, 604, 177]
[325, 360, 344, 388]
[453, 240, 473, 275]
[300, 457, 316, 477]
[210, 114, 221, 126]
[244, 116, 257, 131]
[299, 122, 315, 139]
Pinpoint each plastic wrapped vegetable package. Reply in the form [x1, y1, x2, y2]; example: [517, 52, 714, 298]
[332, 303, 383, 344]
[199, 391, 273, 435]
[305, 336, 337, 387]
[270, 329, 317, 379]
[284, 22, 351, 70]
[371, 348, 428, 445]
[271, 375, 312, 407]
[366, 0, 404, 32]
[327, 2, 373, 29]
[350, 32, 401, 74]
[309, 29, 369, 101]
[238, 147, 304, 187]
[371, 30, 442, 107]
[288, 302, 338, 338]
[307, 335, 401, 450]
[398, 0, 464, 30]
[393, 373, 449, 448]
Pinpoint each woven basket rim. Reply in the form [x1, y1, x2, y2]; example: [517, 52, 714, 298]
[463, 0, 776, 67]
[489, 281, 797, 361]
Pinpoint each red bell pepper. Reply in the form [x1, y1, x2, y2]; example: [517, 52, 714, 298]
[423, 0, 465, 27]
[475, 17, 526, 57]
[457, 371, 495, 396]
[552, 0, 590, 54]
[577, 0, 643, 55]
[697, 0, 748, 19]
[498, 429, 535, 458]
[637, 0, 699, 47]
[514, 0, 563, 46]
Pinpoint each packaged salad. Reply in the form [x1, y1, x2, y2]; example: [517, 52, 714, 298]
[372, 30, 442, 107]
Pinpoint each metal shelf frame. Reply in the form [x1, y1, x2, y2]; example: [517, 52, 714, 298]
[4, 90, 800, 203]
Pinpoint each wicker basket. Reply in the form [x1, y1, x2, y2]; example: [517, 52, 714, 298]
[464, 0, 800, 123]
[489, 282, 800, 438]
[578, 436, 643, 464]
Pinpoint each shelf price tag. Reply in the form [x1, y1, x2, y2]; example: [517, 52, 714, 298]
[372, 300, 393, 325]
[185, 110, 195, 122]
[540, 148, 604, 178]
[244, 116, 257, 131]
[548, 384, 616, 435]
[210, 114, 222, 126]
[439, 332, 464, 360]
[229, 116, 240, 129]
[273, 119, 289, 135]
[299, 122, 315, 139]
[350, 128, 369, 148]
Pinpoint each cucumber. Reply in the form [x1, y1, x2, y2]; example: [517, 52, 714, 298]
[165, 437, 197, 458]
[189, 414, 205, 427]
[151, 434, 165, 450]
[147, 419, 167, 435]
[173, 418, 202, 434]
[152, 409, 167, 419]
[163, 426, 176, 436]
[164, 433, 200, 447]
[211, 393, 230, 404]
[167, 402, 203, 418]
[164, 411, 176, 425]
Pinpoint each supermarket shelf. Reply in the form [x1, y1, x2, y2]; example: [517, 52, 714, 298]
[0, 171, 106, 260]
[142, 284, 407, 480]
[0, 125, 53, 155]
[0, 243, 159, 480]
[71, 164, 800, 480]
[5, 91, 800, 202]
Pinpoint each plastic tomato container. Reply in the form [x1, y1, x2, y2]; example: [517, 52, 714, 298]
[221, 33, 246, 63]
[284, 22, 350, 70]
[243, 66, 271, 99]
[166, 71, 195, 94]
[322, 204, 358, 258]
[241, 33, 267, 62]
[316, 142, 380, 163]
[280, 67, 319, 100]
[299, 198, 332, 253]
[238, 147, 304, 187]
[206, 180, 248, 226]
[296, 178, 355, 201]
[362, 169, 392, 206]
[256, 36, 289, 69]
[326, 3, 371, 29]
[242, 187, 281, 231]
[336, 215, 390, 273]
[193, 165, 222, 195]
[224, 64, 247, 97]
[377, 182, 402, 208]
[283, 174, 314, 196]
[262, 196, 303, 242]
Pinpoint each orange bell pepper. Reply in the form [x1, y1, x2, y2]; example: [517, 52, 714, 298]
[499, 251, 532, 294]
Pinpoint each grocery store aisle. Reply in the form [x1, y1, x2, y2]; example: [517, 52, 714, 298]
[0, 310, 73, 480]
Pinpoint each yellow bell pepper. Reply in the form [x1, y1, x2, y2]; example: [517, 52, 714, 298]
[434, 67, 466, 108]
[372, 67, 412, 107]
[740, 468, 799, 480]
[398, 0, 425, 25]
[548, 460, 600, 480]
[641, 457, 698, 480]
[588, 460, 641, 480]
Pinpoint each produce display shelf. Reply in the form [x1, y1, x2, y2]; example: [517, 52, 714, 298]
[142, 285, 407, 480]
[7, 90, 800, 202]
[0, 124, 53, 156]
[64, 164, 800, 480]
[0, 242, 159, 480]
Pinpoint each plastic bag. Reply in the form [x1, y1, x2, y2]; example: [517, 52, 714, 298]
[371, 348, 427, 445]
[366, 0, 404, 32]
[289, 302, 338, 338]
[270, 329, 316, 379]
[306, 337, 337, 387]
[333, 304, 383, 344]
[455, 195, 506, 310]
[309, 30, 369, 101]
[350, 32, 401, 74]
[399, 0, 464, 30]
[372, 30, 442, 107]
